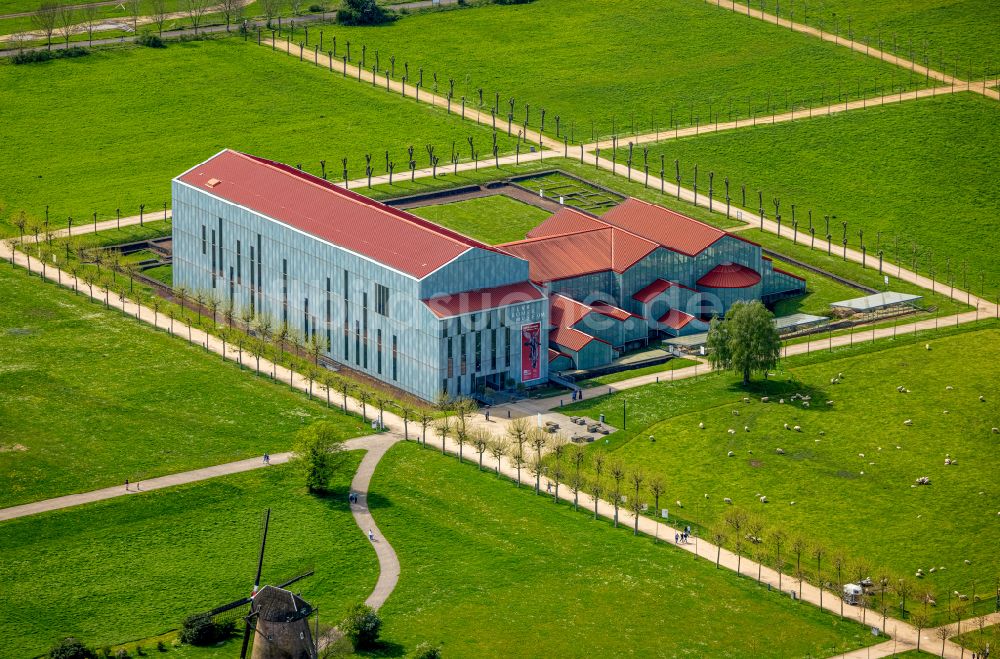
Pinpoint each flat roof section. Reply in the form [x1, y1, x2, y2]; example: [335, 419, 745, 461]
[830, 292, 923, 312]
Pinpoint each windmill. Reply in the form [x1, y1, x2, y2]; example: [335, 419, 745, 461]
[200, 509, 319, 659]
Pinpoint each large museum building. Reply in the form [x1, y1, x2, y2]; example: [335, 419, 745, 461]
[173, 150, 804, 402]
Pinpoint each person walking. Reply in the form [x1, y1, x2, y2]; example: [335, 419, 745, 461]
[124, 479, 129, 492]
[263, 452, 270, 465]
[368, 529, 374, 541]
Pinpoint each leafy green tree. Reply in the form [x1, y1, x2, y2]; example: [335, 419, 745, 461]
[341, 603, 382, 650]
[292, 421, 345, 493]
[707, 300, 781, 385]
[48, 638, 95, 659]
[337, 0, 392, 25]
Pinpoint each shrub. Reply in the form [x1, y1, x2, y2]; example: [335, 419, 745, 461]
[137, 33, 166, 48]
[155, 641, 166, 653]
[337, 0, 394, 25]
[308, 3, 324, 11]
[341, 603, 382, 650]
[410, 642, 442, 659]
[49, 638, 95, 659]
[179, 613, 235, 646]
[11, 47, 89, 65]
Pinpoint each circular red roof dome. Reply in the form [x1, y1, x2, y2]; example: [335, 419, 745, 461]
[697, 262, 762, 289]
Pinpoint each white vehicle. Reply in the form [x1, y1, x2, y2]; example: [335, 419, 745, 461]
[843, 583, 864, 606]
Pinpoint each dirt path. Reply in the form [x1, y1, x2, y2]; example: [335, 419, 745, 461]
[704, 0, 998, 101]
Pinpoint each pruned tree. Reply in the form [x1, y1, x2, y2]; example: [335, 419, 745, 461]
[791, 536, 808, 597]
[472, 428, 490, 471]
[509, 444, 526, 488]
[813, 544, 827, 609]
[260, 0, 282, 28]
[910, 612, 930, 651]
[647, 475, 665, 517]
[487, 436, 508, 476]
[31, 2, 58, 50]
[712, 527, 727, 568]
[529, 429, 547, 494]
[127, 0, 141, 34]
[707, 300, 781, 385]
[746, 514, 765, 581]
[724, 507, 748, 573]
[628, 469, 645, 535]
[528, 455, 545, 496]
[55, 4, 76, 47]
[418, 408, 433, 445]
[435, 415, 450, 455]
[609, 460, 625, 527]
[149, 0, 168, 36]
[586, 476, 604, 520]
[185, 0, 211, 35]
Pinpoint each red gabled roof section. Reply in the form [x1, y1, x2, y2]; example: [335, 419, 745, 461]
[550, 326, 607, 353]
[422, 281, 544, 319]
[498, 227, 656, 282]
[697, 262, 762, 289]
[526, 206, 604, 239]
[772, 267, 807, 282]
[590, 301, 636, 322]
[658, 308, 696, 330]
[548, 348, 570, 363]
[600, 198, 729, 257]
[632, 278, 697, 304]
[177, 150, 499, 280]
[549, 293, 593, 328]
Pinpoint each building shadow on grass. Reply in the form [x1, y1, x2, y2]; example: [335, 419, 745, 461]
[355, 639, 407, 658]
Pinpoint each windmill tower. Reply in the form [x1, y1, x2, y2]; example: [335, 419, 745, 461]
[200, 509, 319, 659]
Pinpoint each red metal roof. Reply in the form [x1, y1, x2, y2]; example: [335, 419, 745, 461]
[549, 293, 593, 328]
[697, 262, 762, 289]
[550, 326, 606, 352]
[422, 281, 543, 319]
[658, 308, 696, 330]
[177, 150, 496, 280]
[632, 278, 697, 304]
[548, 348, 570, 363]
[526, 207, 604, 238]
[498, 227, 656, 282]
[590, 301, 636, 322]
[600, 198, 729, 257]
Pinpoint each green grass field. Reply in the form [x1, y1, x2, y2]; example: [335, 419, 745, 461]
[407, 194, 550, 244]
[0, 457, 377, 658]
[0, 261, 369, 508]
[577, 357, 700, 389]
[369, 441, 879, 658]
[560, 323, 1000, 621]
[761, 0, 1000, 75]
[327, 0, 934, 140]
[0, 36, 518, 235]
[952, 619, 1000, 654]
[639, 93, 1000, 297]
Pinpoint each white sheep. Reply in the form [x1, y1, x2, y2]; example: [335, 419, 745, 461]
[859, 453, 865, 458]
[802, 401, 810, 408]
[761, 396, 769, 403]
[744, 426, 750, 432]
[776, 448, 786, 455]
[724, 497, 733, 504]
[992, 428, 1000, 434]
[980, 395, 986, 402]
[904, 419, 913, 426]
[793, 425, 801, 432]
[675, 500, 683, 508]
[699, 422, 705, 429]
[946, 385, 954, 390]
[789, 501, 796, 505]
[728, 429, 736, 435]
[779, 398, 785, 404]
[759, 495, 768, 503]
[826, 400, 834, 406]
[743, 397, 750, 403]
[727, 450, 735, 457]
[925, 344, 931, 350]
[784, 423, 790, 430]
[732, 409, 740, 416]
[704, 493, 709, 499]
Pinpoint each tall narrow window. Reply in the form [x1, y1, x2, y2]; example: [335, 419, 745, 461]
[210, 229, 217, 288]
[447, 337, 454, 377]
[256, 234, 262, 311]
[325, 277, 332, 352]
[460, 333, 467, 375]
[304, 298, 309, 338]
[505, 327, 511, 369]
[355, 321, 361, 366]
[201, 226, 207, 255]
[362, 293, 368, 369]
[236, 240, 241, 284]
[249, 245, 255, 311]
[375, 284, 389, 316]
[217, 217, 223, 277]
[491, 329, 497, 371]
[344, 320, 349, 360]
[229, 266, 234, 305]
[392, 335, 398, 381]
[281, 259, 288, 324]
[377, 329, 383, 375]
[475, 331, 482, 372]
[343, 270, 349, 300]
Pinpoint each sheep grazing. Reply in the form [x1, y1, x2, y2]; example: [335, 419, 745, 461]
[744, 426, 750, 432]
[784, 423, 790, 430]
[838, 373, 844, 379]
[675, 500, 683, 508]
[859, 453, 865, 458]
[789, 501, 796, 505]
[761, 396, 770, 403]
[915, 476, 931, 485]
[819, 430, 825, 436]
[732, 409, 740, 416]
[929, 567, 936, 573]
[698, 422, 705, 429]
[793, 425, 801, 432]
[802, 401, 810, 408]
[779, 398, 785, 404]
[925, 344, 931, 350]
[759, 495, 768, 503]
[943, 410, 949, 414]
[743, 397, 750, 403]
[727, 451, 735, 457]
[980, 395, 986, 402]
[724, 497, 733, 504]
[704, 493, 709, 499]
[992, 428, 1000, 434]
[964, 559, 971, 565]
[945, 458, 952, 465]
[826, 400, 834, 406]
[830, 378, 839, 385]
[728, 429, 736, 435]
[946, 385, 954, 390]
[904, 419, 913, 426]
[776, 448, 786, 455]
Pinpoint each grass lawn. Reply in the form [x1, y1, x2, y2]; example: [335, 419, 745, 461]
[0, 36, 518, 236]
[559, 323, 1000, 622]
[640, 93, 1000, 297]
[326, 0, 934, 140]
[143, 262, 173, 285]
[0, 261, 369, 508]
[0, 457, 377, 658]
[769, 255, 864, 318]
[407, 194, 550, 244]
[369, 441, 880, 658]
[952, 619, 1000, 653]
[765, 0, 1000, 75]
[578, 357, 700, 389]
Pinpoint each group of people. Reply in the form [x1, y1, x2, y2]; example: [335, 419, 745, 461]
[674, 525, 692, 544]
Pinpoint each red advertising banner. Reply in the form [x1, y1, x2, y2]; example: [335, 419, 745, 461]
[520, 322, 541, 382]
